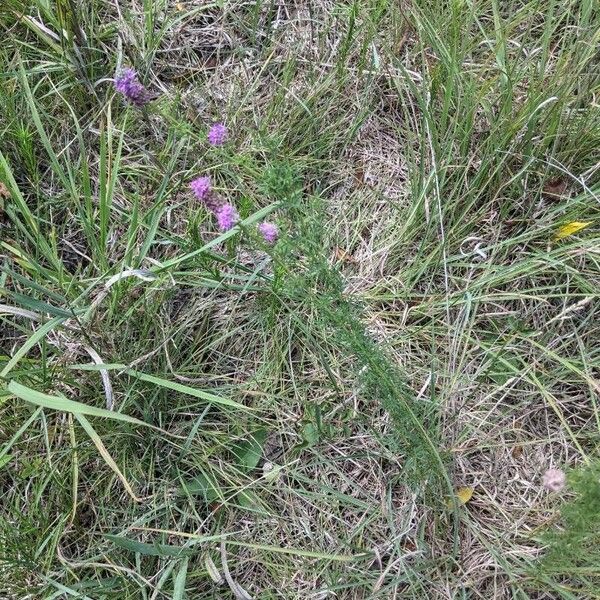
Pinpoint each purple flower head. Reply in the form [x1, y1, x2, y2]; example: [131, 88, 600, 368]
[258, 222, 278, 244]
[190, 176, 212, 201]
[114, 68, 151, 107]
[215, 203, 239, 231]
[202, 191, 224, 214]
[542, 468, 566, 492]
[208, 123, 228, 146]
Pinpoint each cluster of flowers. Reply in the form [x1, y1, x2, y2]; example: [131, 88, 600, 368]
[114, 68, 278, 244]
[114, 68, 152, 107]
[190, 174, 278, 243]
[115, 70, 570, 496]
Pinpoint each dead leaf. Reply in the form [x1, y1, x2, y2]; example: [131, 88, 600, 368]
[353, 167, 365, 185]
[402, 538, 417, 552]
[204, 554, 224, 584]
[447, 486, 474, 509]
[511, 445, 523, 459]
[333, 246, 358, 265]
[0, 182, 8, 221]
[424, 51, 439, 69]
[554, 221, 592, 241]
[543, 177, 568, 199]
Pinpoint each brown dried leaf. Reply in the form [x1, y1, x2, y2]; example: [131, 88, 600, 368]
[402, 538, 417, 552]
[353, 167, 365, 185]
[0, 182, 10, 199]
[543, 177, 568, 199]
[333, 246, 358, 265]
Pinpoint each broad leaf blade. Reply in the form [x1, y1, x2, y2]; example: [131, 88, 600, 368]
[232, 428, 267, 471]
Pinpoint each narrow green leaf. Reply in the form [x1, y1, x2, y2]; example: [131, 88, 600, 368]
[1, 316, 65, 378]
[7, 381, 158, 430]
[106, 534, 193, 557]
[173, 557, 189, 600]
[75, 413, 140, 502]
[0, 406, 43, 464]
[0, 266, 66, 303]
[225, 540, 362, 562]
[104, 533, 224, 556]
[128, 370, 247, 410]
[7, 291, 75, 318]
[0, 150, 39, 235]
[68, 363, 247, 410]
[0, 151, 62, 271]
[18, 60, 75, 198]
[41, 575, 95, 600]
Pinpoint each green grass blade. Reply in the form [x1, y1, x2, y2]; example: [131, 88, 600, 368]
[68, 363, 247, 410]
[105, 533, 226, 556]
[7, 380, 159, 429]
[74, 413, 141, 502]
[0, 406, 43, 465]
[127, 370, 247, 411]
[172, 557, 189, 600]
[18, 59, 75, 200]
[0, 316, 65, 378]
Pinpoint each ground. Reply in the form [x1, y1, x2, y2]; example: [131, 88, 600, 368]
[1, 0, 599, 598]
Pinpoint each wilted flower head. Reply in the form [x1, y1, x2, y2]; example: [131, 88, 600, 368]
[543, 468, 566, 492]
[190, 176, 211, 201]
[114, 68, 150, 107]
[258, 222, 278, 244]
[215, 203, 239, 231]
[202, 191, 224, 214]
[208, 123, 228, 146]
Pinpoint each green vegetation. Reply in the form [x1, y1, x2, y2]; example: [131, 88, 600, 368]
[1, 0, 599, 597]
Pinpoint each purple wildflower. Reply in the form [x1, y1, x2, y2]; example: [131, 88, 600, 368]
[208, 123, 228, 146]
[215, 203, 239, 231]
[258, 222, 278, 244]
[190, 176, 212, 201]
[542, 468, 566, 492]
[202, 191, 224, 214]
[114, 68, 150, 107]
